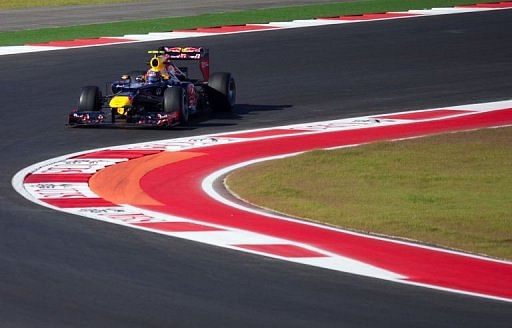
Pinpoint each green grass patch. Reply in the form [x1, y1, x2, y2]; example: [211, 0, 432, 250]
[0, 0, 493, 46]
[226, 127, 512, 260]
[0, 0, 135, 10]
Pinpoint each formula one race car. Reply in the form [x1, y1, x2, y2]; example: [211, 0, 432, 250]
[68, 46, 236, 127]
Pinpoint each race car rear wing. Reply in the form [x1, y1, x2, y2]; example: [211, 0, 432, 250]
[151, 46, 210, 81]
[158, 46, 208, 59]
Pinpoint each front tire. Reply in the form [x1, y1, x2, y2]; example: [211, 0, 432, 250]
[208, 72, 236, 112]
[78, 86, 102, 111]
[163, 87, 188, 124]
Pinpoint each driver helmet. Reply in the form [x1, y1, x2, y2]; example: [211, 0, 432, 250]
[146, 70, 162, 84]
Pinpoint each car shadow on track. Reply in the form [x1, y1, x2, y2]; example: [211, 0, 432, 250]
[216, 103, 292, 119]
[186, 103, 292, 128]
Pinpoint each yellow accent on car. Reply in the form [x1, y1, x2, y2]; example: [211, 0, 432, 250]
[149, 55, 165, 72]
[109, 96, 131, 108]
[117, 108, 125, 115]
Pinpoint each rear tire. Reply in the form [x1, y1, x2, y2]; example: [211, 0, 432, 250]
[78, 86, 101, 111]
[208, 72, 236, 112]
[163, 87, 188, 124]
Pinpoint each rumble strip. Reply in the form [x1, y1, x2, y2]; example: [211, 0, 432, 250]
[1, 2, 511, 56]
[12, 99, 512, 302]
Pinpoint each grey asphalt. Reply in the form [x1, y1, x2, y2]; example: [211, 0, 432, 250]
[0, 0, 350, 31]
[1, 10, 512, 327]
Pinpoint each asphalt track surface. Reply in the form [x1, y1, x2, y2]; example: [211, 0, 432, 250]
[0, 0, 348, 31]
[1, 10, 512, 327]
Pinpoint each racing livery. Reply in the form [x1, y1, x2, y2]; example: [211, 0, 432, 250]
[68, 46, 236, 127]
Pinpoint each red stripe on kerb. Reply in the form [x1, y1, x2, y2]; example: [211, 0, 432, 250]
[217, 129, 309, 139]
[458, 1, 512, 8]
[235, 244, 328, 258]
[42, 198, 117, 208]
[24, 173, 92, 183]
[175, 24, 278, 33]
[134, 222, 224, 232]
[27, 37, 134, 47]
[321, 12, 417, 20]
[73, 150, 162, 159]
[138, 108, 512, 299]
[375, 109, 474, 120]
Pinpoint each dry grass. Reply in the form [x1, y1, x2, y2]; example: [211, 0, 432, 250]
[0, 0, 135, 10]
[227, 127, 512, 260]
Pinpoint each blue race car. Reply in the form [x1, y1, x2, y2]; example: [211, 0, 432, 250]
[68, 46, 236, 127]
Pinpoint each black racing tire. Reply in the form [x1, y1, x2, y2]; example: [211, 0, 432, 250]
[78, 86, 102, 111]
[208, 72, 236, 112]
[163, 87, 188, 124]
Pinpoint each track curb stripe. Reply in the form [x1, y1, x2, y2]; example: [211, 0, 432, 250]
[1, 2, 511, 56]
[12, 99, 512, 302]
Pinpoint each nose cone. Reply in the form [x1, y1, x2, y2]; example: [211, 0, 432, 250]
[109, 96, 132, 109]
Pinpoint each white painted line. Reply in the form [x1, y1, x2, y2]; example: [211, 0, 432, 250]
[0, 45, 63, 55]
[262, 19, 349, 28]
[406, 7, 491, 15]
[202, 145, 512, 266]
